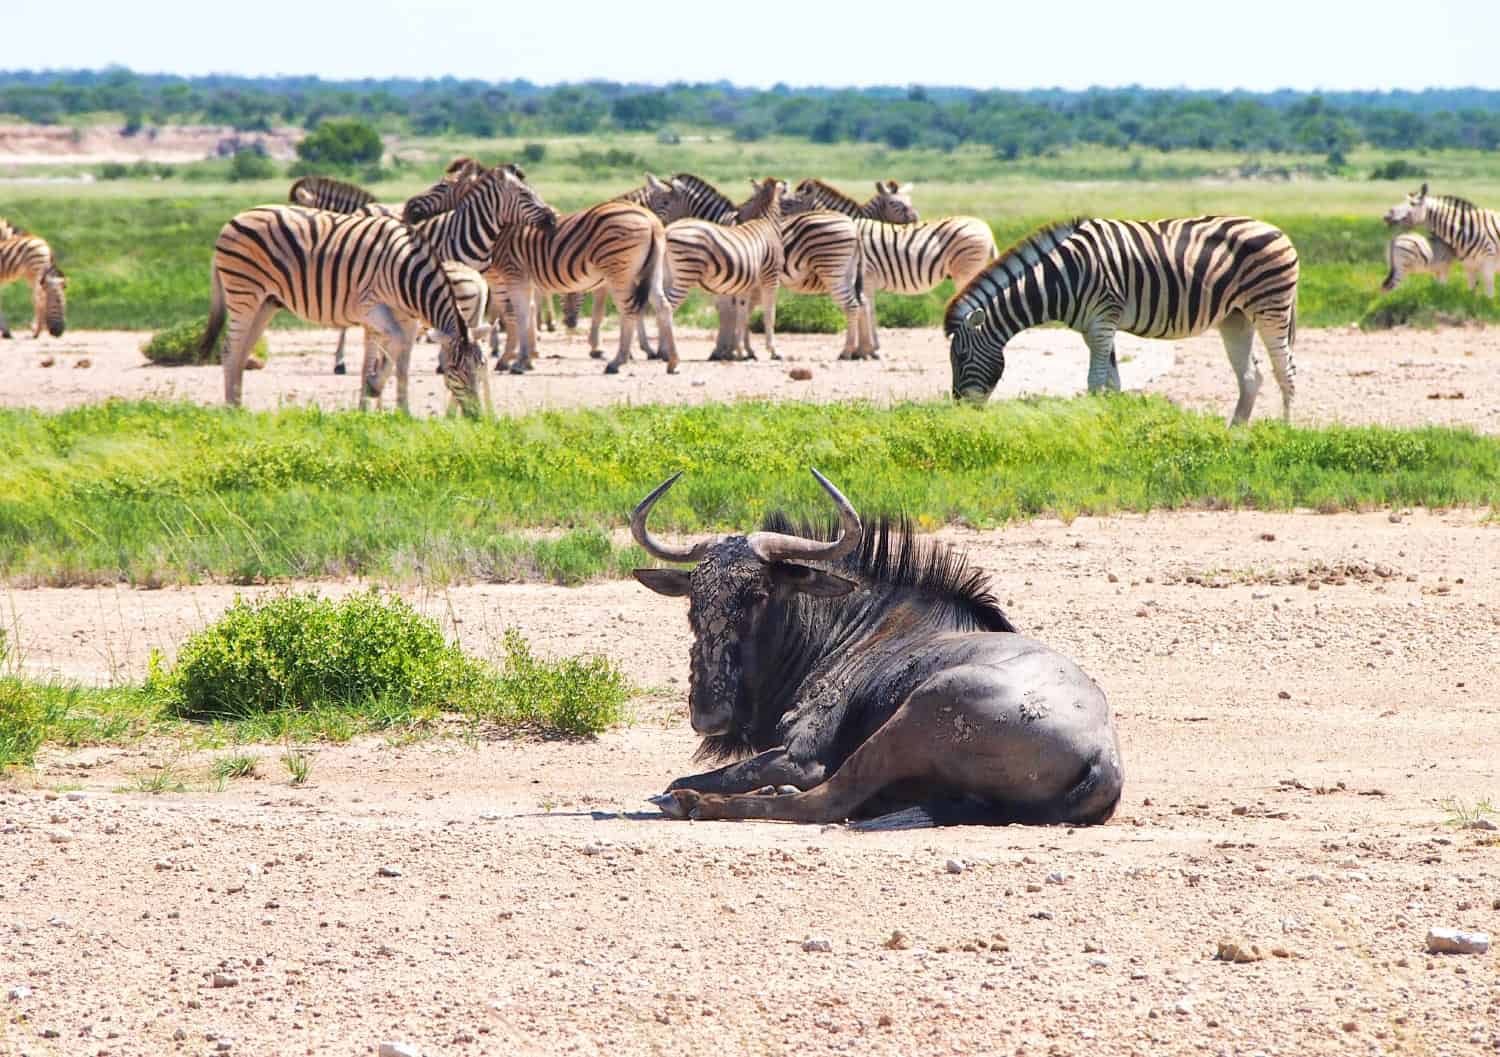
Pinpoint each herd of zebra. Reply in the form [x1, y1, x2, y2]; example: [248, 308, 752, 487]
[3, 167, 1498, 423]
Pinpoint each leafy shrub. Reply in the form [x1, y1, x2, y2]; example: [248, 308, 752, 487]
[228, 147, 275, 182]
[573, 147, 644, 172]
[875, 292, 945, 329]
[485, 628, 630, 735]
[521, 142, 547, 164]
[295, 118, 383, 170]
[163, 591, 481, 721]
[98, 162, 131, 181]
[750, 294, 845, 334]
[1370, 159, 1428, 181]
[1359, 280, 1500, 330]
[98, 159, 174, 181]
[141, 317, 267, 366]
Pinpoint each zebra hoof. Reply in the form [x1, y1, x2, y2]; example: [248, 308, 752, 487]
[707, 350, 736, 363]
[435, 364, 445, 375]
[603, 363, 621, 375]
[0, 331, 11, 340]
[509, 363, 528, 376]
[589, 349, 605, 360]
[333, 363, 346, 375]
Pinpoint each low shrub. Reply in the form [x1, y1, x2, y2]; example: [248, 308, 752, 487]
[1369, 159, 1428, 181]
[141, 318, 267, 366]
[874, 291, 945, 329]
[484, 628, 630, 735]
[522, 142, 547, 164]
[750, 294, 845, 334]
[228, 148, 276, 182]
[1359, 280, 1500, 330]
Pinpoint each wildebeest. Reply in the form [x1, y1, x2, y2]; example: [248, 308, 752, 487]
[631, 469, 1124, 828]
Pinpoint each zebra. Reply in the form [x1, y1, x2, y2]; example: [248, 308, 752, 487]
[484, 199, 675, 375]
[1382, 233, 1469, 292]
[0, 233, 67, 339]
[287, 176, 402, 372]
[783, 197, 996, 355]
[369, 261, 493, 417]
[793, 179, 919, 223]
[1383, 183, 1499, 297]
[0, 216, 24, 240]
[660, 177, 787, 360]
[199, 206, 489, 416]
[945, 216, 1298, 425]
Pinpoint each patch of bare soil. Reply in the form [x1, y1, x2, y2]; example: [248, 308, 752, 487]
[0, 124, 307, 167]
[3, 322, 1498, 429]
[3, 509, 1498, 1056]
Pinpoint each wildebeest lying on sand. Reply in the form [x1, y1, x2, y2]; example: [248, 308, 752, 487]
[632, 469, 1124, 828]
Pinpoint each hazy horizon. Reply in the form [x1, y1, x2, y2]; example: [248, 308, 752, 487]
[12, 0, 1500, 93]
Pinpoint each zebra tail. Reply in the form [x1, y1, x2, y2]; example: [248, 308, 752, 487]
[627, 231, 661, 316]
[198, 269, 228, 362]
[1288, 299, 1297, 350]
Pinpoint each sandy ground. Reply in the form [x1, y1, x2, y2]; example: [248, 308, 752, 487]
[4, 321, 1500, 429]
[3, 509, 1499, 1056]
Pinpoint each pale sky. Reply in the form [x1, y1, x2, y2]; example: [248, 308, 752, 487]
[14, 0, 1500, 92]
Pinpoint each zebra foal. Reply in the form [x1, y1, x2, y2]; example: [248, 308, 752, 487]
[1383, 183, 1500, 297]
[0, 233, 67, 338]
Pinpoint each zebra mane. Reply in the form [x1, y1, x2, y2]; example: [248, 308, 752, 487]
[958, 218, 1082, 300]
[796, 179, 861, 211]
[1436, 193, 1486, 214]
[288, 175, 377, 206]
[669, 173, 736, 214]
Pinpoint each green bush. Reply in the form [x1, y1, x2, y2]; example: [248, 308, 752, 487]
[141, 317, 267, 366]
[751, 294, 845, 334]
[522, 142, 547, 164]
[295, 118, 383, 169]
[875, 291, 945, 329]
[228, 147, 275, 182]
[98, 159, 176, 181]
[163, 591, 482, 721]
[1370, 159, 1428, 181]
[486, 628, 630, 735]
[1359, 279, 1500, 330]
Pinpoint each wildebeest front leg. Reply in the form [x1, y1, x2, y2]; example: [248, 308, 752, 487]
[658, 747, 826, 807]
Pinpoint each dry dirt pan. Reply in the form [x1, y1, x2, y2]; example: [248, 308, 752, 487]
[3, 510, 1498, 1056]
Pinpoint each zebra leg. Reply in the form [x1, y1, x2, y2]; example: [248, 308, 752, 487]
[709, 296, 739, 361]
[1251, 313, 1296, 425]
[653, 288, 678, 374]
[359, 328, 393, 412]
[603, 284, 639, 375]
[512, 281, 537, 374]
[393, 320, 419, 413]
[537, 290, 555, 332]
[364, 306, 414, 413]
[561, 292, 582, 333]
[333, 328, 348, 375]
[1106, 346, 1122, 390]
[1482, 262, 1497, 299]
[1218, 311, 1262, 426]
[588, 293, 608, 358]
[0, 304, 10, 338]
[223, 301, 279, 408]
[1082, 321, 1120, 393]
[865, 295, 881, 355]
[761, 286, 780, 361]
[639, 315, 658, 359]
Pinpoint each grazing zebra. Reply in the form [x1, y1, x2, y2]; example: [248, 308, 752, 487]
[199, 206, 487, 416]
[369, 262, 493, 417]
[485, 199, 675, 375]
[793, 179, 919, 223]
[0, 234, 67, 338]
[661, 177, 787, 359]
[945, 216, 1298, 425]
[1382, 233, 1468, 292]
[1383, 184, 1500, 297]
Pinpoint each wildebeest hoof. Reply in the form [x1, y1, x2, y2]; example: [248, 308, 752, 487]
[333, 363, 347, 375]
[649, 792, 692, 820]
[604, 362, 621, 375]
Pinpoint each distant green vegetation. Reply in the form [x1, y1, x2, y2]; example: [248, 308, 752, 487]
[0, 595, 632, 770]
[0, 396, 1494, 589]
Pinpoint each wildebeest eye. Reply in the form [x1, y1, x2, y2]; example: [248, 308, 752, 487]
[965, 308, 986, 332]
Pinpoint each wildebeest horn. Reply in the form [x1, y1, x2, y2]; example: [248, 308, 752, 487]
[630, 472, 720, 564]
[746, 469, 862, 565]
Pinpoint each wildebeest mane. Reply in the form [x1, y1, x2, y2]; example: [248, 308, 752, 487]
[761, 510, 1015, 633]
[693, 512, 1015, 764]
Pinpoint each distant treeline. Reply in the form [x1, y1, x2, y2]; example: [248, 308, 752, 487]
[4, 68, 1500, 155]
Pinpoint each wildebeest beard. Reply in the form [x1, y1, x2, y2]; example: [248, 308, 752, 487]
[692, 512, 1017, 763]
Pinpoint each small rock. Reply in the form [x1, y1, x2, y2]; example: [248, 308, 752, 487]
[877, 1013, 893, 1028]
[39, 356, 55, 368]
[1259, 532, 1276, 542]
[64, 791, 87, 802]
[788, 367, 814, 381]
[103, 821, 120, 835]
[1216, 938, 1265, 963]
[1134, 606, 1149, 618]
[216, 1041, 233, 1052]
[581, 842, 607, 856]
[1277, 690, 1291, 700]
[1173, 999, 1194, 1015]
[945, 859, 965, 875]
[1045, 871, 1066, 885]
[74, 358, 92, 369]
[378, 1043, 419, 1057]
[1307, 581, 1320, 591]
[689, 378, 706, 387]
[173, 1028, 187, 1041]
[1088, 956, 1111, 969]
[801, 937, 832, 953]
[1465, 818, 1498, 831]
[40, 1027, 60, 1038]
[1388, 511, 1403, 523]
[211, 972, 239, 988]
[1025, 882, 1042, 893]
[7, 985, 31, 1000]
[377, 865, 402, 878]
[882, 930, 910, 950]
[45, 827, 73, 844]
[1425, 928, 1489, 955]
[1341, 1021, 1358, 1033]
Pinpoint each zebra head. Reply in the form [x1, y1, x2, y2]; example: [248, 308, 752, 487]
[1383, 182, 1429, 228]
[737, 178, 787, 223]
[869, 180, 918, 223]
[442, 337, 488, 419]
[37, 266, 66, 338]
[478, 165, 557, 229]
[638, 173, 677, 221]
[944, 298, 1004, 404]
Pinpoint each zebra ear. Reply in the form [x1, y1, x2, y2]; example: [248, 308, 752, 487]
[1418, 182, 1429, 199]
[645, 172, 667, 191]
[965, 307, 986, 332]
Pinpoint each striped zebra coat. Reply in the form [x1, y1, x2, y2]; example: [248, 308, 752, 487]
[662, 178, 788, 359]
[0, 234, 67, 338]
[793, 179, 918, 224]
[945, 216, 1298, 425]
[0, 216, 24, 240]
[201, 206, 487, 416]
[484, 199, 675, 375]
[1382, 233, 1468, 292]
[1383, 184, 1500, 297]
[367, 261, 494, 417]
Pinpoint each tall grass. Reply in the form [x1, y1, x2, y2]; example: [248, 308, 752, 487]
[0, 396, 1494, 588]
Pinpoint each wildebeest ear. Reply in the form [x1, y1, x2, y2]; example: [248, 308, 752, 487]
[771, 563, 857, 598]
[633, 568, 692, 596]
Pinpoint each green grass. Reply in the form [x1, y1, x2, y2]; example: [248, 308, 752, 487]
[0, 596, 633, 771]
[3, 140, 1493, 332]
[0, 396, 1495, 590]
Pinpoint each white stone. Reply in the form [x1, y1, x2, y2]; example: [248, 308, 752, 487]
[801, 937, 833, 953]
[7, 985, 31, 1000]
[1425, 928, 1489, 955]
[377, 865, 402, 877]
[944, 859, 965, 875]
[379, 1042, 420, 1057]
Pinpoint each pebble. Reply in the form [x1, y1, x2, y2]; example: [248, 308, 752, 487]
[173, 1028, 187, 1041]
[379, 1041, 420, 1057]
[1217, 938, 1266, 963]
[1466, 818, 1498, 831]
[1425, 928, 1489, 955]
[581, 842, 608, 856]
[64, 791, 87, 802]
[216, 1041, 233, 1052]
[944, 859, 965, 875]
[39, 1027, 59, 1038]
[211, 972, 240, 988]
[45, 827, 73, 844]
[377, 865, 402, 877]
[883, 930, 911, 950]
[1173, 999, 1194, 1015]
[801, 937, 833, 953]
[1045, 871, 1066, 885]
[7, 985, 31, 1000]
[103, 821, 120, 835]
